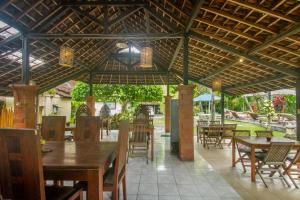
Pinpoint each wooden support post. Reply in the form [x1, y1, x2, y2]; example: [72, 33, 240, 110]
[89, 72, 93, 96]
[183, 33, 189, 85]
[296, 78, 300, 141]
[22, 34, 30, 84]
[11, 84, 38, 128]
[164, 95, 172, 133]
[87, 72, 95, 116]
[221, 91, 225, 125]
[178, 85, 194, 161]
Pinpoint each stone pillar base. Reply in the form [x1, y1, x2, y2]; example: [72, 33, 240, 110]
[86, 96, 96, 116]
[164, 95, 172, 133]
[11, 84, 38, 129]
[178, 85, 194, 161]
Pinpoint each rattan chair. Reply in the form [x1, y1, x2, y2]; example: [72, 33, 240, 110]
[255, 142, 294, 188]
[255, 130, 273, 137]
[128, 122, 149, 163]
[203, 125, 223, 149]
[196, 120, 209, 143]
[234, 130, 251, 173]
[283, 148, 300, 188]
[222, 124, 237, 145]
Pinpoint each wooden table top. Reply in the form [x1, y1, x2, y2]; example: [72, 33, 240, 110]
[235, 136, 300, 147]
[42, 141, 117, 170]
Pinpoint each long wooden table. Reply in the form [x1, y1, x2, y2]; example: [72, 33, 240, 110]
[42, 141, 117, 200]
[232, 136, 300, 182]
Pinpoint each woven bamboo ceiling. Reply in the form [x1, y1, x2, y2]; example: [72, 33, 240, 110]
[0, 0, 300, 96]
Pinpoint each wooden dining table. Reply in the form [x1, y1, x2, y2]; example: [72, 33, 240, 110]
[232, 136, 300, 182]
[42, 141, 117, 200]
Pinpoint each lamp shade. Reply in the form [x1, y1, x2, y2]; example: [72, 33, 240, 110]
[140, 47, 153, 68]
[212, 80, 222, 91]
[59, 46, 74, 67]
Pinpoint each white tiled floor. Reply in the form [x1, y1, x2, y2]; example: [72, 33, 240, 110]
[103, 125, 242, 200]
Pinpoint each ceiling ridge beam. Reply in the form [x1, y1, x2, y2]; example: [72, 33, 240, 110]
[94, 70, 168, 75]
[190, 31, 300, 77]
[61, 0, 147, 6]
[168, 0, 205, 71]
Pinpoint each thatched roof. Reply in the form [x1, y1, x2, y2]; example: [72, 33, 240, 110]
[0, 0, 300, 96]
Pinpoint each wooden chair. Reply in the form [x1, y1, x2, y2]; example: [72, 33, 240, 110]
[41, 116, 66, 141]
[222, 124, 237, 145]
[0, 128, 83, 200]
[203, 125, 223, 149]
[233, 130, 251, 173]
[75, 120, 129, 200]
[255, 130, 273, 137]
[255, 142, 294, 188]
[210, 120, 220, 125]
[283, 148, 300, 188]
[75, 104, 91, 124]
[196, 120, 209, 143]
[128, 122, 149, 163]
[75, 116, 101, 141]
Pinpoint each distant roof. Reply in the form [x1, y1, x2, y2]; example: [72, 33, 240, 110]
[193, 93, 221, 102]
[244, 89, 295, 97]
[55, 81, 76, 98]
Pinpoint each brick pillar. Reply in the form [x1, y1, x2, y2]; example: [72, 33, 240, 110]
[164, 95, 172, 133]
[178, 85, 194, 161]
[86, 96, 96, 116]
[11, 84, 38, 128]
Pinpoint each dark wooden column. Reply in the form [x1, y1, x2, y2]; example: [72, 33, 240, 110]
[296, 78, 300, 141]
[221, 91, 225, 124]
[183, 33, 189, 85]
[164, 73, 171, 132]
[22, 34, 30, 84]
[86, 72, 95, 116]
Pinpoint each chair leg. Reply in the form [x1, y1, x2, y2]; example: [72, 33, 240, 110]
[278, 169, 291, 187]
[256, 166, 268, 188]
[286, 171, 299, 189]
[122, 176, 127, 200]
[112, 187, 118, 200]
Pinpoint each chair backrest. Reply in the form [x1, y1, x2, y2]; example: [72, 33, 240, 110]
[234, 130, 251, 137]
[75, 104, 91, 122]
[113, 120, 129, 186]
[0, 128, 45, 200]
[41, 116, 66, 141]
[255, 130, 273, 137]
[207, 125, 223, 137]
[131, 122, 148, 143]
[264, 142, 294, 164]
[75, 116, 100, 141]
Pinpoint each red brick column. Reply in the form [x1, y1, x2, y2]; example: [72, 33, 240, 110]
[178, 85, 194, 161]
[86, 96, 96, 116]
[11, 84, 38, 128]
[164, 95, 172, 133]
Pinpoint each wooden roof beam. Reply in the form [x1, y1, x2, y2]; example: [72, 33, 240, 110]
[61, 0, 147, 6]
[249, 22, 300, 54]
[224, 74, 288, 90]
[168, 0, 206, 70]
[27, 32, 183, 40]
[94, 70, 168, 75]
[0, 33, 21, 47]
[70, 6, 104, 28]
[108, 7, 141, 28]
[190, 31, 300, 77]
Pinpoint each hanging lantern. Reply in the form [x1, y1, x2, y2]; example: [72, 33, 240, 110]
[140, 47, 153, 68]
[59, 46, 74, 67]
[212, 79, 222, 91]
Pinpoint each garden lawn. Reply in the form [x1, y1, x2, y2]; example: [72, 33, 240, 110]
[225, 119, 284, 137]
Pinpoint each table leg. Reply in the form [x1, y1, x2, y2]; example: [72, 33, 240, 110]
[151, 129, 154, 161]
[250, 146, 256, 182]
[232, 137, 236, 167]
[88, 170, 103, 200]
[203, 133, 206, 148]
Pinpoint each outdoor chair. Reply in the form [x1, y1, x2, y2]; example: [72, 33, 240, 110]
[0, 128, 83, 200]
[197, 120, 209, 143]
[75, 104, 91, 124]
[283, 148, 300, 188]
[255, 142, 294, 188]
[210, 120, 221, 125]
[75, 116, 101, 141]
[41, 116, 66, 141]
[248, 112, 259, 121]
[231, 111, 241, 119]
[222, 123, 237, 145]
[255, 130, 273, 137]
[233, 130, 251, 173]
[76, 120, 129, 200]
[203, 125, 223, 149]
[128, 122, 149, 163]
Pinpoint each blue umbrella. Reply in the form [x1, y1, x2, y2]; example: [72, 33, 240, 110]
[193, 93, 221, 102]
